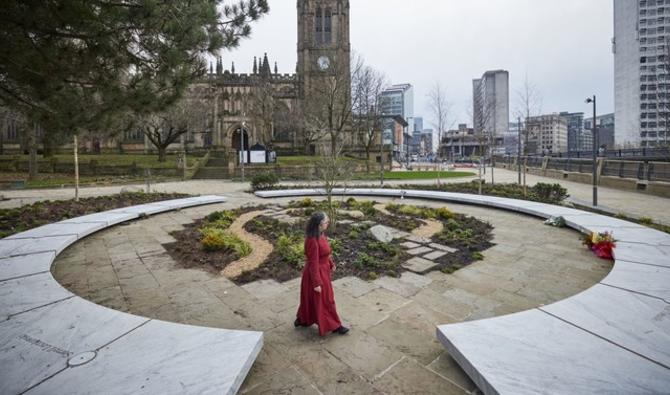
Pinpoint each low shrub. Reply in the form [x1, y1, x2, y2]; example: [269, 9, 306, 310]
[201, 228, 252, 258]
[204, 210, 236, 229]
[529, 183, 569, 204]
[251, 173, 279, 191]
[276, 234, 304, 269]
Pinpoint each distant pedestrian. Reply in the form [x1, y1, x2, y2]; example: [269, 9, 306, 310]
[295, 212, 349, 336]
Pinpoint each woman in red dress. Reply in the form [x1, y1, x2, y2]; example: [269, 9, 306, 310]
[295, 212, 349, 336]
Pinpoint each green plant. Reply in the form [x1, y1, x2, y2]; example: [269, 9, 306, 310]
[639, 216, 654, 225]
[529, 183, 569, 204]
[367, 271, 378, 280]
[205, 210, 236, 229]
[251, 173, 279, 191]
[353, 252, 378, 269]
[441, 264, 463, 274]
[276, 234, 304, 269]
[471, 252, 484, 261]
[435, 207, 454, 220]
[200, 228, 252, 258]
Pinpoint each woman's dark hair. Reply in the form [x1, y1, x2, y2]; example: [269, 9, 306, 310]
[305, 212, 327, 238]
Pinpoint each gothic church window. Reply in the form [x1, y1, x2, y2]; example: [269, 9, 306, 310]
[315, 7, 323, 45]
[324, 8, 332, 44]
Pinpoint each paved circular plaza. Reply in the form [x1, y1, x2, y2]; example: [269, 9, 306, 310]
[52, 193, 610, 394]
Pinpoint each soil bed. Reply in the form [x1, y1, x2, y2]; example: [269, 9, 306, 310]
[0, 192, 190, 238]
[163, 206, 264, 274]
[164, 199, 495, 284]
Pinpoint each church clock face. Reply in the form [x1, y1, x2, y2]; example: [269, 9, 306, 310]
[317, 56, 330, 71]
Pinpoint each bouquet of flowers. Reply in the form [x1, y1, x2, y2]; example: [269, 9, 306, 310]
[583, 231, 616, 260]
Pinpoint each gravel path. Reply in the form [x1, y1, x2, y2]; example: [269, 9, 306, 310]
[221, 210, 274, 279]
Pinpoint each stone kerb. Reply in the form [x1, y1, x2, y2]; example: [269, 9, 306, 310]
[255, 188, 670, 394]
[0, 195, 264, 395]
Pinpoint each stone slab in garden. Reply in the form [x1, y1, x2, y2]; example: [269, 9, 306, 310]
[402, 257, 438, 274]
[406, 246, 434, 256]
[60, 211, 139, 227]
[23, 320, 263, 395]
[0, 194, 264, 395]
[0, 297, 148, 395]
[0, 272, 74, 320]
[613, 242, 670, 268]
[540, 284, 670, 368]
[0, 235, 76, 259]
[600, 260, 670, 303]
[0, 252, 55, 281]
[437, 309, 670, 395]
[368, 224, 409, 243]
[4, 222, 108, 241]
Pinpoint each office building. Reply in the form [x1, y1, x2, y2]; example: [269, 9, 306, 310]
[472, 70, 509, 149]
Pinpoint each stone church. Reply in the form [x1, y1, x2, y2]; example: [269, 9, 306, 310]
[1, 0, 352, 157]
[154, 0, 352, 156]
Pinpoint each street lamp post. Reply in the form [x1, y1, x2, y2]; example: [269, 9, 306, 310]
[240, 118, 246, 184]
[586, 95, 598, 206]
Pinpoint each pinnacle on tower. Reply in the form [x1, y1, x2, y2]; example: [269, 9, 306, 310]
[253, 56, 258, 74]
[231, 62, 236, 74]
[274, 62, 278, 75]
[261, 53, 271, 77]
[216, 56, 223, 75]
[209, 61, 213, 75]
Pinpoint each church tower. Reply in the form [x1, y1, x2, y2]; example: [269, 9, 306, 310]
[297, 0, 351, 98]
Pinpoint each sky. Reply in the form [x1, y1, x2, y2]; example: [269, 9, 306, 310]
[219, 0, 615, 131]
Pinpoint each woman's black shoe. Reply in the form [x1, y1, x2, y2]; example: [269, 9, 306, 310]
[333, 326, 349, 335]
[294, 318, 308, 328]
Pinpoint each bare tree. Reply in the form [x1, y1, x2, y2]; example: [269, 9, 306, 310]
[351, 60, 388, 172]
[428, 82, 453, 161]
[303, 53, 361, 156]
[247, 77, 277, 147]
[514, 74, 542, 194]
[134, 97, 208, 162]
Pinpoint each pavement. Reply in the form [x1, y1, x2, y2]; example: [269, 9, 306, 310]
[2, 167, 669, 226]
[52, 194, 610, 394]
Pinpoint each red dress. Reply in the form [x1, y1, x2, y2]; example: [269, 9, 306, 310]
[296, 234, 342, 336]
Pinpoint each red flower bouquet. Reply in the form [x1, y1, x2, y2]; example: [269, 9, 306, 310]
[583, 231, 616, 260]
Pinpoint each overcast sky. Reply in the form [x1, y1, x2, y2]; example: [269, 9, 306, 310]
[220, 0, 615, 130]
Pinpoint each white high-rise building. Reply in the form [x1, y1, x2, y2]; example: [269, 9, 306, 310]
[473, 70, 509, 150]
[614, 0, 670, 148]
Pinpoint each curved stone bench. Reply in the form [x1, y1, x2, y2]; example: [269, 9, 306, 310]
[255, 188, 670, 394]
[0, 196, 263, 395]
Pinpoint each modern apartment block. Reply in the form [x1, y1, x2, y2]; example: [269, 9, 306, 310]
[613, 0, 670, 147]
[526, 114, 569, 155]
[585, 113, 616, 150]
[559, 112, 587, 152]
[381, 83, 414, 155]
[472, 70, 509, 149]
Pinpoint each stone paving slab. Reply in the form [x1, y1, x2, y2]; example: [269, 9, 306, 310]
[407, 246, 434, 256]
[0, 273, 74, 320]
[60, 212, 139, 226]
[0, 235, 76, 258]
[404, 234, 432, 244]
[400, 241, 421, 249]
[613, 242, 670, 268]
[24, 319, 263, 395]
[0, 297, 148, 395]
[4, 222, 108, 240]
[429, 243, 458, 253]
[437, 309, 670, 395]
[600, 261, 670, 303]
[332, 276, 380, 298]
[402, 257, 439, 273]
[540, 284, 670, 368]
[0, 252, 55, 281]
[423, 250, 448, 260]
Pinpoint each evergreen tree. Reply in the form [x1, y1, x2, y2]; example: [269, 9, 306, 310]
[0, 0, 269, 142]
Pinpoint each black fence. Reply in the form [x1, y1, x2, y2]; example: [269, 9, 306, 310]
[530, 147, 670, 161]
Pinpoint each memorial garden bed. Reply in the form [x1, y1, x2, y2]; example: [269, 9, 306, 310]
[165, 198, 495, 284]
[0, 192, 190, 238]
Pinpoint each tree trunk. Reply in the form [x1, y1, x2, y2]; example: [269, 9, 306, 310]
[42, 132, 56, 158]
[365, 148, 371, 173]
[158, 146, 167, 162]
[28, 125, 38, 180]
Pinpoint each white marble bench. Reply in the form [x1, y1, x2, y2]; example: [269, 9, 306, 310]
[255, 188, 670, 394]
[0, 196, 263, 395]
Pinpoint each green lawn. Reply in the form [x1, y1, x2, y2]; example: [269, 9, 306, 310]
[276, 156, 366, 166]
[356, 171, 475, 180]
[0, 172, 179, 189]
[0, 154, 202, 169]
